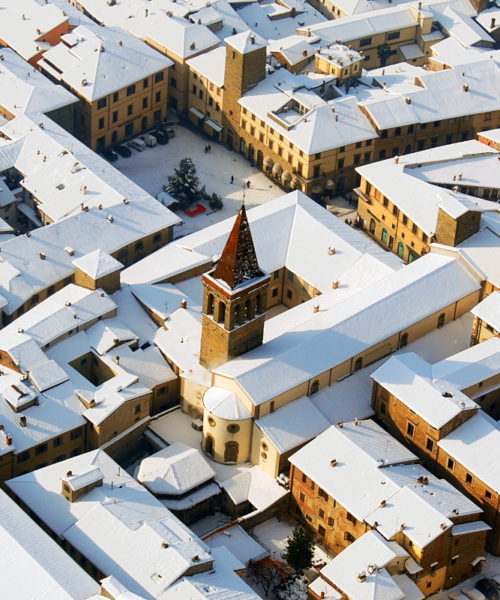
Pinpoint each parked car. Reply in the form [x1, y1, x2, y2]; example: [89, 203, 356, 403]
[152, 129, 169, 144]
[449, 592, 470, 600]
[159, 127, 175, 139]
[127, 138, 146, 151]
[114, 144, 131, 158]
[463, 587, 486, 600]
[476, 580, 500, 600]
[140, 133, 157, 147]
[102, 148, 118, 162]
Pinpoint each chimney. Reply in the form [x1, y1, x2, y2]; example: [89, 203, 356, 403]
[180, 298, 187, 309]
[463, 83, 469, 92]
[328, 247, 336, 255]
[19, 415, 27, 427]
[332, 280, 340, 289]
[66, 471, 73, 477]
[39, 252, 46, 260]
[491, 18, 496, 28]
[330, 458, 337, 467]
[379, 499, 386, 507]
[394, 156, 399, 164]
[313, 303, 320, 313]
[6, 435, 12, 446]
[405, 97, 411, 104]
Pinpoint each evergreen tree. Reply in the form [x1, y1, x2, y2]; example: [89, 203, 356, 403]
[282, 526, 315, 575]
[166, 157, 201, 209]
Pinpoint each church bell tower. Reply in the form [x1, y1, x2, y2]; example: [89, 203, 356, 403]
[199, 204, 270, 369]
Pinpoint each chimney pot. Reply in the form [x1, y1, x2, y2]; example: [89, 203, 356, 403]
[180, 298, 187, 309]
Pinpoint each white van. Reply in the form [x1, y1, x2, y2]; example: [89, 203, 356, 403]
[127, 138, 146, 151]
[140, 133, 157, 147]
[463, 587, 486, 600]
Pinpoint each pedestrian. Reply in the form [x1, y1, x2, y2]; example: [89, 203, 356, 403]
[204, 145, 208, 154]
[230, 175, 234, 184]
[246, 180, 251, 188]
[208, 144, 211, 152]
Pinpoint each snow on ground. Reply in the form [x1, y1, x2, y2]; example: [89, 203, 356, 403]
[113, 124, 283, 237]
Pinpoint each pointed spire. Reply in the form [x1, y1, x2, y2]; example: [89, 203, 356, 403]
[212, 204, 263, 289]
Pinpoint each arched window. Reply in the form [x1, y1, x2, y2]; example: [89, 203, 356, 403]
[224, 441, 239, 463]
[369, 219, 376, 234]
[204, 434, 214, 457]
[234, 304, 243, 325]
[437, 313, 446, 328]
[256, 294, 263, 314]
[381, 228, 389, 244]
[245, 299, 253, 320]
[217, 301, 226, 324]
[354, 357, 363, 372]
[399, 333, 409, 348]
[310, 380, 320, 395]
[207, 294, 214, 315]
[397, 242, 405, 258]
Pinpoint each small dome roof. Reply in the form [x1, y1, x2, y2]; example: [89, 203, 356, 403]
[203, 387, 251, 421]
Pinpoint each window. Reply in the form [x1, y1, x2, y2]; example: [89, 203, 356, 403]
[272, 288, 278, 297]
[485, 490, 492, 499]
[227, 423, 240, 433]
[354, 153, 361, 165]
[395, 127, 401, 136]
[54, 436, 64, 447]
[47, 285, 55, 296]
[143, 77, 149, 89]
[378, 149, 386, 160]
[170, 77, 177, 88]
[318, 487, 328, 500]
[447, 458, 455, 470]
[70, 428, 82, 440]
[54, 454, 66, 463]
[437, 313, 445, 328]
[135, 241, 144, 252]
[408, 125, 414, 134]
[412, 223, 418, 234]
[346, 512, 357, 525]
[383, 197, 389, 207]
[35, 443, 48, 455]
[113, 92, 119, 102]
[319, 508, 325, 519]
[420, 123, 427, 130]
[381, 130, 388, 139]
[355, 142, 362, 149]
[328, 517, 334, 526]
[127, 85, 136, 96]
[364, 152, 371, 162]
[339, 146, 345, 153]
[112, 111, 118, 123]
[387, 31, 400, 40]
[142, 97, 148, 109]
[318, 525, 326, 537]
[98, 117, 105, 129]
[127, 104, 133, 116]
[407, 422, 415, 437]
[360, 37, 372, 46]
[344, 532, 355, 542]
[17, 451, 30, 463]
[134, 404, 141, 414]
[302, 473, 307, 483]
[286, 289, 293, 300]
[380, 401, 387, 415]
[97, 98, 107, 109]
[310, 481, 315, 491]
[153, 233, 162, 243]
[155, 72, 164, 83]
[465, 473, 473, 484]
[337, 158, 344, 169]
[433, 121, 440, 127]
[155, 91, 161, 103]
[299, 492, 305, 502]
[392, 206, 399, 217]
[426, 437, 434, 452]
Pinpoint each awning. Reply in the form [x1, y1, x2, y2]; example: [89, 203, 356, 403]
[189, 106, 205, 119]
[471, 556, 486, 567]
[325, 178, 335, 189]
[206, 119, 222, 132]
[272, 163, 283, 177]
[263, 157, 273, 168]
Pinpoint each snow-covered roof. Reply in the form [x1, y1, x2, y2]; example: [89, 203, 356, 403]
[38, 24, 172, 101]
[7, 450, 213, 599]
[215, 253, 480, 406]
[289, 420, 481, 547]
[0, 48, 77, 117]
[439, 6, 494, 47]
[186, 46, 226, 88]
[226, 30, 266, 54]
[0, 284, 117, 349]
[62, 465, 104, 491]
[204, 524, 268, 565]
[438, 411, 500, 492]
[239, 70, 378, 154]
[358, 59, 500, 130]
[73, 249, 123, 279]
[255, 395, 330, 453]
[454, 226, 500, 287]
[432, 336, 500, 392]
[0, 0, 68, 62]
[137, 442, 216, 495]
[319, 531, 421, 600]
[0, 488, 100, 600]
[429, 36, 500, 69]
[219, 464, 288, 509]
[162, 546, 262, 600]
[471, 291, 500, 331]
[370, 353, 478, 430]
[203, 386, 251, 420]
[356, 140, 499, 235]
